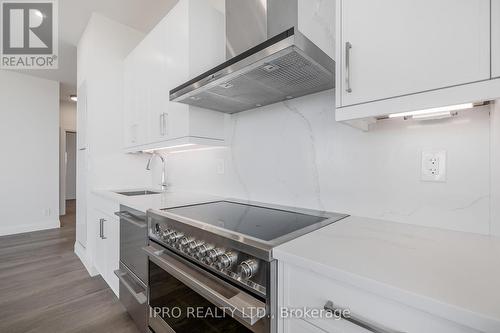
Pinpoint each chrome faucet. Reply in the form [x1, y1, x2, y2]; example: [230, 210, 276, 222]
[146, 152, 168, 191]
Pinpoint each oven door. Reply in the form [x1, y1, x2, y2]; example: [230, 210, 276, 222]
[144, 243, 269, 333]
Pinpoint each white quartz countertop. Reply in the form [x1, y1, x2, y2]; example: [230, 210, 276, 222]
[92, 189, 222, 212]
[273, 216, 500, 332]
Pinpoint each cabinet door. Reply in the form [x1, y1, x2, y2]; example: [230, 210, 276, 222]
[493, 0, 500, 78]
[93, 212, 107, 277]
[123, 56, 136, 148]
[106, 216, 120, 296]
[92, 210, 120, 295]
[286, 319, 328, 333]
[143, 25, 170, 144]
[123, 50, 148, 148]
[163, 3, 190, 140]
[339, 0, 490, 107]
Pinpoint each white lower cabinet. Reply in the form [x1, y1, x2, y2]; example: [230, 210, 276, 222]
[286, 318, 327, 333]
[91, 200, 120, 296]
[278, 263, 479, 333]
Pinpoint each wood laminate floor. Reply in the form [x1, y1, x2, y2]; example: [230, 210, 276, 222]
[0, 200, 140, 333]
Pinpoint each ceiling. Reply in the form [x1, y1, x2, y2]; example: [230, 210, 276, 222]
[13, 0, 179, 101]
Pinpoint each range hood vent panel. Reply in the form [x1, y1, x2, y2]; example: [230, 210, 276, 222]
[169, 4, 335, 114]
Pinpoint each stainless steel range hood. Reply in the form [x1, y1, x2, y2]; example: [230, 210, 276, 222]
[169, 0, 335, 114]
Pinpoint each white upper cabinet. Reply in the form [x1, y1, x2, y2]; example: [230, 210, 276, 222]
[337, 0, 491, 108]
[123, 0, 225, 151]
[493, 0, 500, 78]
[123, 50, 148, 148]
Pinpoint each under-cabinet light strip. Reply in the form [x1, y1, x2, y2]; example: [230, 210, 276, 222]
[388, 103, 474, 119]
[142, 144, 195, 153]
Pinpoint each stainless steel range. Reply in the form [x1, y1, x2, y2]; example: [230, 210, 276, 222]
[144, 200, 348, 333]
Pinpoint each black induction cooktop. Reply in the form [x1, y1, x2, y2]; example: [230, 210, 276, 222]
[163, 201, 347, 242]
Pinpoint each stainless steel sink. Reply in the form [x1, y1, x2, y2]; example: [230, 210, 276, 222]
[116, 190, 161, 196]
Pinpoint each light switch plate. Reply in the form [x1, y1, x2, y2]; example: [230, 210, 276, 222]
[421, 150, 447, 182]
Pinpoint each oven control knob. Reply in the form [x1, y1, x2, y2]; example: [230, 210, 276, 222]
[215, 251, 238, 270]
[161, 229, 174, 240]
[205, 248, 224, 264]
[169, 232, 184, 244]
[179, 236, 195, 248]
[187, 240, 205, 254]
[237, 260, 259, 280]
[196, 244, 215, 260]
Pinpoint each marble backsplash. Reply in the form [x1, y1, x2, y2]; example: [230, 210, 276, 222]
[153, 0, 491, 235]
[163, 91, 492, 235]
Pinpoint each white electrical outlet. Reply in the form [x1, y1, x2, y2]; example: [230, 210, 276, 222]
[216, 158, 225, 175]
[421, 150, 447, 182]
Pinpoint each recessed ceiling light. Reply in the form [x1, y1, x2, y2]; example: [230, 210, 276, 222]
[69, 95, 77, 102]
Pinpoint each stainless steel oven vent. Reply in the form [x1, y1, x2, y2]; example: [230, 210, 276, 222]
[169, 0, 335, 114]
[172, 40, 333, 113]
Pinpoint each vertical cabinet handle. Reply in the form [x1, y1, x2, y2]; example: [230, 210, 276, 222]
[99, 218, 107, 239]
[345, 42, 353, 93]
[161, 112, 168, 137]
[159, 112, 168, 137]
[99, 218, 103, 239]
[160, 113, 165, 136]
[102, 219, 107, 239]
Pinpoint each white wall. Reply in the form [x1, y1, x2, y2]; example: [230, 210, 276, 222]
[166, 94, 491, 235]
[0, 70, 60, 236]
[60, 101, 77, 131]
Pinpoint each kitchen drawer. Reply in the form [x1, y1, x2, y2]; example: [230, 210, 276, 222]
[285, 318, 327, 333]
[115, 263, 147, 332]
[281, 264, 479, 333]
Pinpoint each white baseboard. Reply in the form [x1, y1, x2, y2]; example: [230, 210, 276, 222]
[0, 219, 60, 237]
[74, 241, 98, 276]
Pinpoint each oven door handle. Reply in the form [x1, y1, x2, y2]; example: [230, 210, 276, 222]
[115, 211, 147, 228]
[143, 245, 267, 326]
